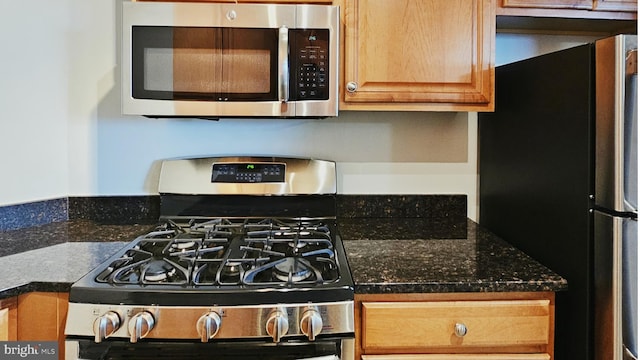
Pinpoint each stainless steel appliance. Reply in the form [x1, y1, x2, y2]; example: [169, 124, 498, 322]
[121, 1, 339, 118]
[479, 35, 637, 360]
[64, 157, 354, 360]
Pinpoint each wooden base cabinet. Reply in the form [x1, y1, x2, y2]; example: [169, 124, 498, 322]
[0, 297, 18, 341]
[17, 292, 69, 360]
[362, 355, 550, 359]
[355, 292, 555, 360]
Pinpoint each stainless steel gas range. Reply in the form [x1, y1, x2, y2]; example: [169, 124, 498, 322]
[64, 157, 355, 360]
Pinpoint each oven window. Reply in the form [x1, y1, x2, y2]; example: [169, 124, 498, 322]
[132, 26, 278, 101]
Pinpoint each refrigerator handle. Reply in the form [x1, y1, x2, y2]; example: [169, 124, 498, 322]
[623, 46, 638, 214]
[627, 49, 637, 76]
[624, 345, 638, 360]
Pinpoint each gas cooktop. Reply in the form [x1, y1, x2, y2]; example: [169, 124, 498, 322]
[70, 216, 353, 306]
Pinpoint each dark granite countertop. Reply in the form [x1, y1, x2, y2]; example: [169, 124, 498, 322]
[0, 242, 129, 297]
[0, 216, 567, 300]
[0, 220, 154, 297]
[0, 219, 155, 257]
[340, 219, 567, 294]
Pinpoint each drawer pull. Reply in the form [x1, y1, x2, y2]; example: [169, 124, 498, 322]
[454, 322, 467, 337]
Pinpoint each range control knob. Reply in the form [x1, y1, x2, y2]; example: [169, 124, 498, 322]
[128, 311, 155, 343]
[300, 308, 323, 341]
[265, 310, 289, 342]
[196, 311, 222, 342]
[93, 311, 121, 343]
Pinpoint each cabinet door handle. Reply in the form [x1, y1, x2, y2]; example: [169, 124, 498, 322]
[454, 322, 467, 337]
[346, 82, 358, 93]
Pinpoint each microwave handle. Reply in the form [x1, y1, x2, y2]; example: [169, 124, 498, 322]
[278, 26, 289, 103]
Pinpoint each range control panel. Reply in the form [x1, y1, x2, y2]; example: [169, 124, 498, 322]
[211, 163, 285, 183]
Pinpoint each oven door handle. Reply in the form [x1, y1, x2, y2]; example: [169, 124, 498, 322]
[296, 356, 339, 360]
[278, 26, 289, 103]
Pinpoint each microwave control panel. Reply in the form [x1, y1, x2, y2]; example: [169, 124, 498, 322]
[291, 30, 330, 101]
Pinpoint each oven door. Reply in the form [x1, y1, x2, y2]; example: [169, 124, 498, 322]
[65, 338, 354, 360]
[121, 1, 339, 118]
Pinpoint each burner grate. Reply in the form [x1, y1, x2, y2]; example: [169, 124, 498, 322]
[94, 218, 340, 287]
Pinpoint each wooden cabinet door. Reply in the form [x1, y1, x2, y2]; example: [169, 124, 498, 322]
[501, 0, 637, 12]
[17, 292, 69, 360]
[501, 0, 592, 10]
[0, 297, 18, 341]
[593, 0, 637, 12]
[341, 0, 495, 111]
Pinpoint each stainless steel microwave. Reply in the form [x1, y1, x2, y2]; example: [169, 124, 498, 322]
[122, 1, 339, 118]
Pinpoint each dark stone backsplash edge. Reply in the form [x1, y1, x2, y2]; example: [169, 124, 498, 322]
[0, 198, 69, 231]
[0, 196, 160, 231]
[337, 194, 466, 219]
[68, 196, 160, 224]
[1, 194, 466, 231]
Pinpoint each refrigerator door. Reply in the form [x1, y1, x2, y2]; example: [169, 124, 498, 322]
[622, 216, 637, 359]
[594, 34, 638, 360]
[595, 35, 637, 214]
[595, 211, 638, 360]
[622, 43, 637, 360]
[594, 211, 638, 360]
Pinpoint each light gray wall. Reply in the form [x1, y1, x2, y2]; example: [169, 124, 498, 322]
[0, 0, 600, 220]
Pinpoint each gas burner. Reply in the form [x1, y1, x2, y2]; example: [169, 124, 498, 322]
[171, 240, 197, 251]
[223, 261, 242, 277]
[274, 257, 313, 282]
[144, 260, 177, 282]
[289, 241, 309, 250]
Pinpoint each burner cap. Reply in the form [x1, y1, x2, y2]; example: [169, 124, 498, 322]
[222, 261, 241, 277]
[274, 258, 312, 283]
[171, 241, 197, 251]
[288, 241, 308, 250]
[144, 260, 176, 282]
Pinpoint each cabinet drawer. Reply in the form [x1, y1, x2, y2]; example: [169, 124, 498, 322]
[362, 355, 550, 360]
[361, 300, 550, 352]
[502, 0, 592, 10]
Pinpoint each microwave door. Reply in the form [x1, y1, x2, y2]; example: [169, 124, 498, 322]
[127, 26, 296, 117]
[173, 27, 222, 101]
[130, 27, 283, 101]
[131, 26, 223, 102]
[221, 28, 280, 102]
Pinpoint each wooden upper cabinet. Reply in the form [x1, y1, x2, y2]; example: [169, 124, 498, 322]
[340, 0, 495, 112]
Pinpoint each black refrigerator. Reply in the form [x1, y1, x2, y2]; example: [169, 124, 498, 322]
[479, 35, 637, 360]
